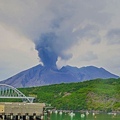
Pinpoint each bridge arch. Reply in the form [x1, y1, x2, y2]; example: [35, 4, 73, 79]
[0, 84, 35, 103]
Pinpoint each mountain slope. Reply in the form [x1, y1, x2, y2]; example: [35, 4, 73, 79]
[19, 78, 120, 111]
[0, 64, 119, 88]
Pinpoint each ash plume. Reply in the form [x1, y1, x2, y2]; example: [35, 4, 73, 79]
[32, 0, 108, 68]
[35, 32, 58, 68]
[0, 0, 109, 69]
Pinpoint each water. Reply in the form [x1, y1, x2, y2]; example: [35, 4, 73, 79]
[44, 112, 120, 120]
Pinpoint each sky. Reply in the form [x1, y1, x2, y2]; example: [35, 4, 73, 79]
[0, 0, 120, 81]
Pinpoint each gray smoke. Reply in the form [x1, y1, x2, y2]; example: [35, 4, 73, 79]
[0, 0, 109, 68]
[35, 32, 58, 68]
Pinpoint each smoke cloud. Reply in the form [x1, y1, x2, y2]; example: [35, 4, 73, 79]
[35, 32, 58, 68]
[33, 0, 109, 68]
[0, 0, 109, 68]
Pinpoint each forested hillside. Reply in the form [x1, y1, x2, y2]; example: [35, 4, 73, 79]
[18, 78, 120, 111]
[1, 78, 120, 111]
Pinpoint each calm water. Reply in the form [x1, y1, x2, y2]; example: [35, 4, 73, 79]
[44, 112, 120, 120]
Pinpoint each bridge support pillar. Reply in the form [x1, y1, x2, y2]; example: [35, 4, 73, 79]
[10, 113, 13, 120]
[18, 113, 21, 120]
[2, 114, 5, 120]
[33, 113, 36, 120]
[25, 113, 30, 120]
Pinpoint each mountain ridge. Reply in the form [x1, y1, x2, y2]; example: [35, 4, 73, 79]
[0, 64, 119, 88]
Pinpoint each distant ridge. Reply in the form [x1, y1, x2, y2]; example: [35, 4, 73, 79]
[0, 65, 119, 88]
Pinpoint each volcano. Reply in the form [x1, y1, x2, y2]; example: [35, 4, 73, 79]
[0, 65, 119, 88]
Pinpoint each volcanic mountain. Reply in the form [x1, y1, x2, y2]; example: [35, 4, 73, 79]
[0, 65, 119, 88]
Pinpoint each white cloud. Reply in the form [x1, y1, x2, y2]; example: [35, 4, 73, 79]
[106, 28, 120, 44]
[60, 38, 120, 76]
[78, 51, 98, 62]
[0, 24, 39, 80]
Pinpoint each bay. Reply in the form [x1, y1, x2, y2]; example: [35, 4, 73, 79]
[44, 112, 120, 120]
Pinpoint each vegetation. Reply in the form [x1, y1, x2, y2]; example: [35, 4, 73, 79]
[1, 78, 120, 111]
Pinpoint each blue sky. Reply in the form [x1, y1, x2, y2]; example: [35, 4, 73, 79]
[0, 0, 120, 80]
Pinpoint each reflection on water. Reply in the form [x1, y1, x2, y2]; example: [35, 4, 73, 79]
[44, 111, 120, 120]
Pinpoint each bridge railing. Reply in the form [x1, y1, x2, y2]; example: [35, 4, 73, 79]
[0, 84, 35, 103]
